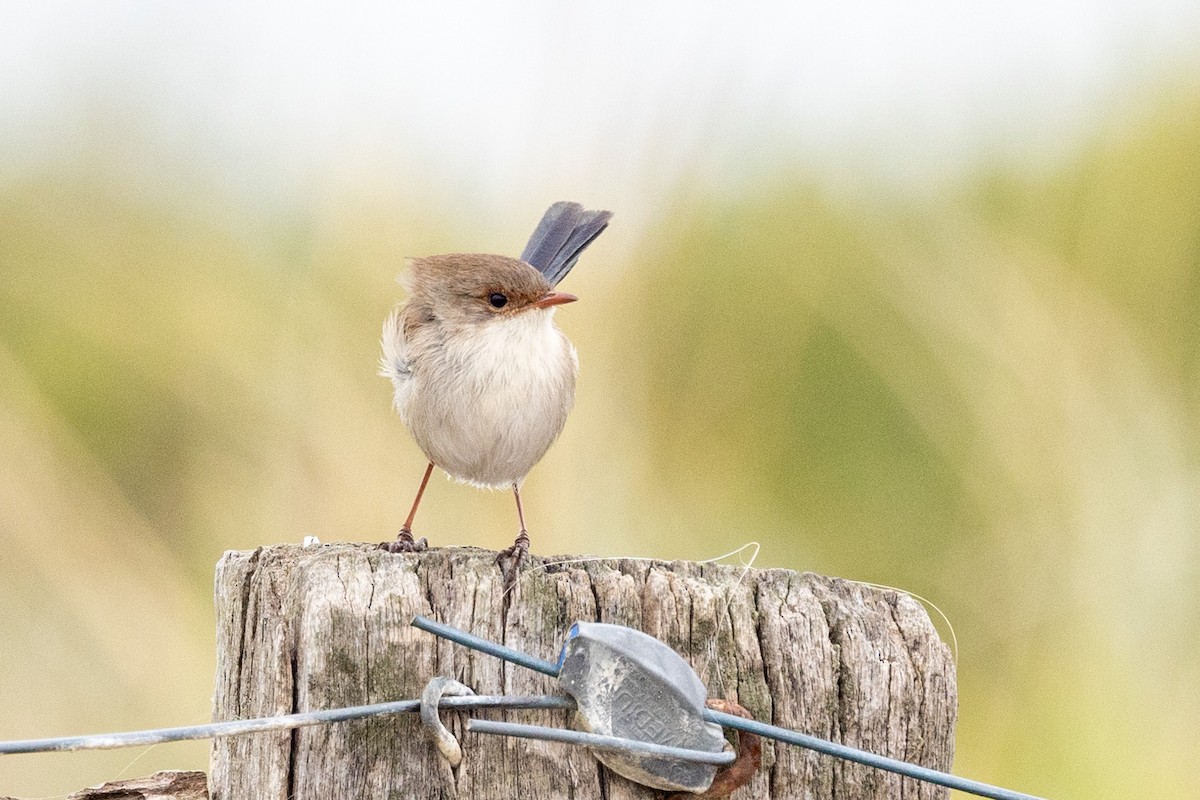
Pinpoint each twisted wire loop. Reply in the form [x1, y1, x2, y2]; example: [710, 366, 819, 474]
[420, 677, 475, 768]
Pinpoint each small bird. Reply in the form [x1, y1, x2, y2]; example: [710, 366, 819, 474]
[379, 201, 612, 576]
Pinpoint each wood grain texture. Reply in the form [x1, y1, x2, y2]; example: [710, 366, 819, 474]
[65, 770, 208, 799]
[210, 544, 956, 799]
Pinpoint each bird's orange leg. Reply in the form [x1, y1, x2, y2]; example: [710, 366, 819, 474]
[496, 482, 530, 586]
[380, 461, 433, 553]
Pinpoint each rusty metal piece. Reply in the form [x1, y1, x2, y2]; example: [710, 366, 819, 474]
[667, 698, 761, 799]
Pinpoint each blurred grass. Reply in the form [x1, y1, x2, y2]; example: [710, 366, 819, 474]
[2, 85, 1199, 798]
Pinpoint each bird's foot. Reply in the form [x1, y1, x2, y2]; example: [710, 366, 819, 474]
[495, 531, 530, 591]
[379, 527, 428, 553]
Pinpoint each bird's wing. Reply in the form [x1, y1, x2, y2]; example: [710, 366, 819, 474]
[519, 201, 612, 286]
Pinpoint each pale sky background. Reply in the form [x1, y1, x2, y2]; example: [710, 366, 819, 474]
[4, 1, 1200, 217]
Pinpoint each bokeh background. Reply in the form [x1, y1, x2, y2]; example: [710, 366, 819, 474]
[3, 2, 1200, 797]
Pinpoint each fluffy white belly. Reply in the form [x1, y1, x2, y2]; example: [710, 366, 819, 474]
[399, 312, 577, 487]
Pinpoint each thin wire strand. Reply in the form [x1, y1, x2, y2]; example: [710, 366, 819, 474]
[0, 696, 572, 756]
[506, 541, 761, 601]
[854, 578, 960, 663]
[504, 554, 631, 600]
[695, 540, 761, 698]
[696, 540, 761, 567]
[467, 719, 735, 765]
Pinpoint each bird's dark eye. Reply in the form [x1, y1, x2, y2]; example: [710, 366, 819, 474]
[488, 293, 508, 309]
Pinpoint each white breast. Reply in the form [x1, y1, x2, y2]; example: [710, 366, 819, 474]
[398, 309, 578, 488]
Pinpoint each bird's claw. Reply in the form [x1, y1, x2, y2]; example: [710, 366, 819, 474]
[380, 527, 428, 553]
[496, 531, 530, 590]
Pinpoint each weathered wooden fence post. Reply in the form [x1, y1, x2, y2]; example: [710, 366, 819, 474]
[210, 544, 956, 799]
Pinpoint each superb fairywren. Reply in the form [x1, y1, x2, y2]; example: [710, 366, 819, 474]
[379, 202, 612, 576]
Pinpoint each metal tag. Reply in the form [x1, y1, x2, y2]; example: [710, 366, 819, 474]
[557, 622, 729, 792]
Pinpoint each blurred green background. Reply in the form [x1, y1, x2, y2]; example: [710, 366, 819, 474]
[3, 3, 1200, 798]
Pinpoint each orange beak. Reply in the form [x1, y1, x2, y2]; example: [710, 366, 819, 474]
[532, 291, 578, 309]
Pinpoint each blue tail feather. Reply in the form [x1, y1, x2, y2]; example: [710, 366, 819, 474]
[520, 201, 612, 286]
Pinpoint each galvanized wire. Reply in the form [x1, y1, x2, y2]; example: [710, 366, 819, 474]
[411, 615, 561, 675]
[0, 616, 1052, 800]
[467, 719, 736, 765]
[705, 709, 1044, 800]
[0, 695, 571, 755]
[411, 615, 1050, 800]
